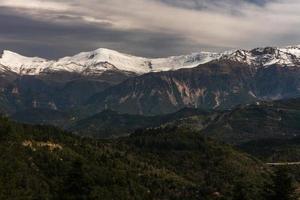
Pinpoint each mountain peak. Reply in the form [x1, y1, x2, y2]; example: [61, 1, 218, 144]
[0, 50, 49, 75]
[1, 45, 300, 76]
[1, 50, 46, 61]
[219, 46, 300, 67]
[93, 48, 128, 55]
[1, 50, 26, 62]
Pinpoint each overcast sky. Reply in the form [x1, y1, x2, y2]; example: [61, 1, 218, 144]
[0, 0, 299, 59]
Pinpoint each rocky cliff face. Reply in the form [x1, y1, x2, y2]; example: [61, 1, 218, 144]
[85, 60, 300, 115]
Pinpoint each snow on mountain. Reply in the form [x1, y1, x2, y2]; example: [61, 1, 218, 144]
[0, 50, 53, 75]
[220, 46, 300, 67]
[52, 48, 223, 75]
[0, 48, 222, 75]
[150, 52, 221, 72]
[279, 45, 300, 58]
[0, 45, 300, 76]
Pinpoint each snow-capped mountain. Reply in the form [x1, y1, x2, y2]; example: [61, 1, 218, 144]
[0, 50, 53, 75]
[1, 45, 300, 117]
[0, 48, 222, 76]
[220, 46, 300, 67]
[0, 45, 300, 76]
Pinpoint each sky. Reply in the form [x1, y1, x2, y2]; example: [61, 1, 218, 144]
[0, 0, 299, 59]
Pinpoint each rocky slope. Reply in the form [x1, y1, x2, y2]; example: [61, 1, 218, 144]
[84, 59, 300, 116]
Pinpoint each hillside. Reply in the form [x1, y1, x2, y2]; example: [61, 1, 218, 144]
[238, 137, 300, 162]
[12, 97, 300, 145]
[201, 98, 300, 144]
[69, 108, 210, 138]
[0, 117, 269, 199]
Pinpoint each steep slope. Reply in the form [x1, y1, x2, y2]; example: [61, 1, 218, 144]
[84, 60, 300, 116]
[0, 117, 269, 199]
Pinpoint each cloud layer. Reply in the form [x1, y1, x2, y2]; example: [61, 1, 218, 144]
[0, 0, 299, 58]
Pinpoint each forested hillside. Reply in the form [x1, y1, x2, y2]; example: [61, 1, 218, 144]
[0, 117, 271, 199]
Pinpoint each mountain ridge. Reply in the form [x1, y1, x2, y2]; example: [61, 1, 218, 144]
[0, 48, 221, 76]
[1, 45, 300, 76]
[1, 44, 300, 116]
[83, 59, 300, 116]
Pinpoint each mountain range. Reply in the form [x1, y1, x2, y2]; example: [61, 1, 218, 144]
[1, 45, 300, 199]
[0, 48, 221, 76]
[1, 45, 300, 118]
[1, 45, 300, 76]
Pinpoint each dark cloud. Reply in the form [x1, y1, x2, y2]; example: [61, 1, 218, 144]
[0, 8, 209, 59]
[0, 0, 299, 59]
